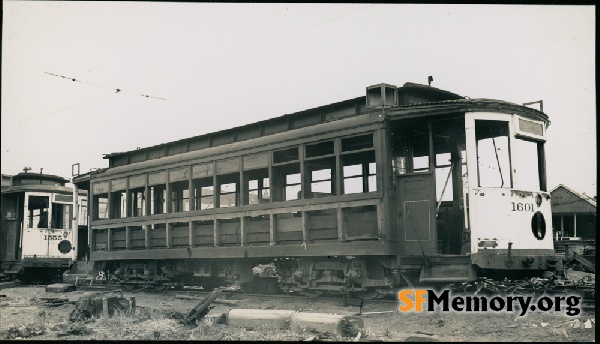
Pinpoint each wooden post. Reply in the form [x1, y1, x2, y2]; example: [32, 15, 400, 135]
[185, 288, 222, 324]
[188, 165, 194, 211]
[144, 224, 150, 249]
[125, 178, 130, 217]
[145, 174, 150, 216]
[166, 169, 171, 214]
[102, 297, 109, 318]
[335, 138, 342, 195]
[214, 219, 220, 247]
[88, 186, 94, 256]
[125, 226, 131, 250]
[128, 296, 136, 316]
[240, 216, 247, 246]
[166, 222, 172, 248]
[189, 221, 194, 247]
[337, 207, 345, 241]
[270, 213, 277, 245]
[302, 211, 308, 244]
[72, 183, 79, 260]
[107, 228, 113, 251]
[107, 181, 112, 220]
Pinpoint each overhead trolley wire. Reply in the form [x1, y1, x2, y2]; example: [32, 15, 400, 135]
[3, 5, 372, 127]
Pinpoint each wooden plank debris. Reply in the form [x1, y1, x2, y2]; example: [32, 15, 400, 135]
[227, 309, 296, 330]
[175, 294, 237, 305]
[290, 312, 364, 337]
[183, 288, 222, 325]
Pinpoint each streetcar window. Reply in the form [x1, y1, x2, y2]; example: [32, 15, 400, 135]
[218, 174, 239, 208]
[170, 180, 189, 212]
[513, 138, 545, 191]
[342, 134, 373, 152]
[306, 157, 336, 198]
[342, 151, 377, 194]
[80, 198, 88, 226]
[93, 194, 108, 220]
[110, 191, 127, 218]
[193, 178, 214, 210]
[412, 133, 430, 172]
[273, 163, 301, 201]
[391, 120, 430, 174]
[27, 195, 49, 228]
[150, 185, 167, 214]
[273, 147, 299, 164]
[246, 169, 270, 205]
[475, 120, 512, 188]
[51, 203, 72, 229]
[306, 141, 334, 158]
[130, 188, 145, 217]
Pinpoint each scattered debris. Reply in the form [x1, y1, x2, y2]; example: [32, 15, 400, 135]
[5, 324, 45, 339]
[69, 290, 133, 321]
[182, 288, 222, 325]
[540, 322, 549, 328]
[253, 263, 277, 277]
[0, 281, 17, 290]
[175, 294, 238, 305]
[405, 333, 440, 342]
[415, 331, 434, 336]
[54, 322, 93, 337]
[45, 283, 77, 293]
[227, 309, 296, 330]
[40, 297, 72, 307]
[290, 312, 364, 337]
[361, 311, 395, 317]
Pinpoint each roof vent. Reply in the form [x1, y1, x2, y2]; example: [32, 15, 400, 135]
[366, 83, 398, 109]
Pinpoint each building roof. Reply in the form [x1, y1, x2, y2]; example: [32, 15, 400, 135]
[550, 184, 596, 212]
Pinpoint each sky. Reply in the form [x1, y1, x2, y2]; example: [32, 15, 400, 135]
[1, 2, 596, 197]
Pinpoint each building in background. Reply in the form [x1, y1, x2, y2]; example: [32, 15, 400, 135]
[551, 184, 596, 241]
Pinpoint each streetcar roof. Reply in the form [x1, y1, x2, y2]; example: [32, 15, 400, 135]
[95, 83, 548, 173]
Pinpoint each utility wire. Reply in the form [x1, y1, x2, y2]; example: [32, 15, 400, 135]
[4, 5, 372, 126]
[43, 71, 166, 100]
[4, 92, 115, 126]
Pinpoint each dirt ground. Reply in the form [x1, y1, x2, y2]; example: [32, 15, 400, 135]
[0, 281, 595, 342]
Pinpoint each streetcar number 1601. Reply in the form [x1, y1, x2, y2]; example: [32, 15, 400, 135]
[511, 202, 534, 212]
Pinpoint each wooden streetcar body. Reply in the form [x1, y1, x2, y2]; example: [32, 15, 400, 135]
[71, 82, 562, 296]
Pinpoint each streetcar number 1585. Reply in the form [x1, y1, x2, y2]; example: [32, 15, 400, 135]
[511, 202, 534, 212]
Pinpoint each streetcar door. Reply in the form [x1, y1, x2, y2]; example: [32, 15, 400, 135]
[2, 194, 20, 261]
[392, 120, 437, 256]
[4, 221, 19, 261]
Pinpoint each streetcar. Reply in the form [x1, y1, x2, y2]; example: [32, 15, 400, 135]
[71, 81, 561, 297]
